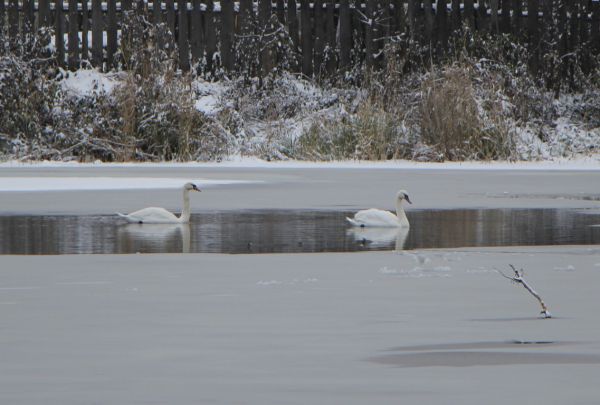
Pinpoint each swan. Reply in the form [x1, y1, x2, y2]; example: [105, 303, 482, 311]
[117, 182, 200, 224]
[346, 190, 412, 228]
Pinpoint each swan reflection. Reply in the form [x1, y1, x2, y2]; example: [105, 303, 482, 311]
[347, 226, 409, 250]
[118, 223, 191, 253]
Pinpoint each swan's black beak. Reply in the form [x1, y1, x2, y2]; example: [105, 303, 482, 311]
[405, 195, 412, 204]
[192, 185, 201, 192]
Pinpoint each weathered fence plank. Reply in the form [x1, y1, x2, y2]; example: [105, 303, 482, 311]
[205, 0, 217, 72]
[8, 0, 18, 40]
[464, 0, 474, 28]
[177, 0, 189, 71]
[300, 0, 313, 77]
[500, 0, 510, 33]
[288, 0, 299, 53]
[166, 0, 175, 35]
[107, 0, 117, 68]
[55, 0, 65, 66]
[81, 0, 89, 62]
[91, 0, 101, 67]
[25, 0, 35, 29]
[451, 0, 461, 31]
[0, 0, 5, 33]
[325, 1, 336, 74]
[527, 0, 539, 73]
[490, 0, 498, 32]
[423, 0, 433, 40]
[339, 0, 351, 69]
[436, 0, 448, 51]
[221, 0, 234, 71]
[276, 0, 285, 25]
[190, 0, 203, 64]
[68, 0, 79, 70]
[592, 0, 600, 53]
[313, 0, 325, 74]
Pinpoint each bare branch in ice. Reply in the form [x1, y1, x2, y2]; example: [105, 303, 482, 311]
[496, 264, 552, 319]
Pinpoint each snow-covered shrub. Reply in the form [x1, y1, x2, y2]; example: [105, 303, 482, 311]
[0, 27, 58, 159]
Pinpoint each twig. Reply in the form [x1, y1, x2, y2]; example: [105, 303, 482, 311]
[497, 264, 552, 318]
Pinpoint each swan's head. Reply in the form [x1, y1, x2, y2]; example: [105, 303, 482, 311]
[184, 182, 201, 192]
[397, 190, 412, 204]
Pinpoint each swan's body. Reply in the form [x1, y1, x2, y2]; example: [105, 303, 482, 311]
[346, 190, 411, 228]
[117, 182, 200, 224]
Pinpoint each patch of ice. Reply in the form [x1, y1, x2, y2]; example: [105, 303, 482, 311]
[0, 177, 259, 192]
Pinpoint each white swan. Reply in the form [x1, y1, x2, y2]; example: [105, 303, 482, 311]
[346, 190, 412, 228]
[117, 182, 200, 224]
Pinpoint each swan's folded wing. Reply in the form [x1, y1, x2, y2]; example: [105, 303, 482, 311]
[353, 209, 399, 227]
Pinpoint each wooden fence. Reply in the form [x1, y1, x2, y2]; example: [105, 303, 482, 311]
[2, 1, 600, 77]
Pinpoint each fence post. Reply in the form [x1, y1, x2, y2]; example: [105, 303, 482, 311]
[91, 0, 102, 68]
[68, 0, 79, 70]
[300, 0, 313, 77]
[56, 0, 65, 66]
[221, 0, 234, 72]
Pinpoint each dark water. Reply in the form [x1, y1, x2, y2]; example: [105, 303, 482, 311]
[0, 209, 599, 254]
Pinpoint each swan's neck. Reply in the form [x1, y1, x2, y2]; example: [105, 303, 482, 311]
[180, 189, 191, 223]
[395, 199, 410, 227]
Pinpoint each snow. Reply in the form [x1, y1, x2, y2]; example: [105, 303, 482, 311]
[0, 177, 258, 192]
[59, 68, 122, 98]
[193, 80, 226, 116]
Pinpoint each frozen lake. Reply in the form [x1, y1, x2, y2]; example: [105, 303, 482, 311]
[1, 208, 599, 254]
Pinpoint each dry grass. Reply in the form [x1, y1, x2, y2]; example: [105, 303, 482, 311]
[420, 64, 514, 160]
